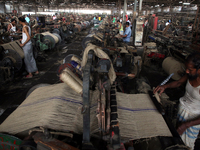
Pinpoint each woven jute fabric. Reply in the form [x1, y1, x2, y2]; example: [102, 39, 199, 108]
[116, 92, 172, 141]
[0, 84, 172, 141]
[81, 43, 116, 84]
[0, 83, 99, 136]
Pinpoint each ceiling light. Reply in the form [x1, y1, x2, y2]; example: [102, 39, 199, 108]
[179, 1, 182, 3]
[183, 2, 190, 5]
[161, 4, 164, 6]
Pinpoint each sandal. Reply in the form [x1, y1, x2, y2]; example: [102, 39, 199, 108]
[23, 74, 33, 79]
[34, 72, 40, 75]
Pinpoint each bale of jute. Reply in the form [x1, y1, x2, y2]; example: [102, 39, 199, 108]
[162, 57, 185, 80]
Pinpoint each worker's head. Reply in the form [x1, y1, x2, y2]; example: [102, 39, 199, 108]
[126, 22, 129, 27]
[186, 53, 200, 80]
[11, 19, 16, 26]
[128, 17, 130, 20]
[117, 20, 120, 24]
[18, 16, 26, 25]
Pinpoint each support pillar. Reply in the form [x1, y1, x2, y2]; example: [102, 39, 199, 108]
[12, 0, 16, 15]
[122, 0, 127, 23]
[118, 0, 121, 19]
[139, 0, 143, 16]
[4, 2, 6, 13]
[132, 0, 137, 24]
[132, 0, 137, 36]
[35, 2, 37, 15]
[17, 5, 20, 15]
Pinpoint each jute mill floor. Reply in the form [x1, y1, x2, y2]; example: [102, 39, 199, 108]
[0, 28, 191, 148]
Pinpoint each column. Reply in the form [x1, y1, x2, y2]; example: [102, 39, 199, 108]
[139, 0, 143, 16]
[123, 0, 127, 23]
[35, 2, 37, 15]
[118, 0, 121, 19]
[4, 2, 6, 13]
[132, 0, 137, 34]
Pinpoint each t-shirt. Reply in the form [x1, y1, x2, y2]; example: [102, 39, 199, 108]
[53, 16, 57, 20]
[126, 15, 128, 21]
[123, 26, 131, 43]
[113, 17, 116, 23]
[25, 17, 30, 23]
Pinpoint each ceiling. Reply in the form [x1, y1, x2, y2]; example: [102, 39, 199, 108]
[1, 0, 200, 9]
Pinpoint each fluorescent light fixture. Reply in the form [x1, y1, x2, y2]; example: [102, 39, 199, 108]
[155, 5, 159, 7]
[183, 2, 190, 5]
[131, 4, 132, 5]
[161, 4, 164, 6]
[179, 1, 182, 3]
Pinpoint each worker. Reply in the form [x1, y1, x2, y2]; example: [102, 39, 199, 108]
[112, 16, 116, 23]
[188, 22, 193, 32]
[165, 20, 171, 26]
[127, 17, 132, 28]
[116, 20, 123, 35]
[153, 53, 200, 149]
[7, 18, 17, 33]
[126, 14, 128, 22]
[53, 15, 57, 20]
[25, 15, 30, 24]
[98, 16, 101, 21]
[18, 16, 39, 78]
[120, 17, 123, 23]
[121, 22, 131, 43]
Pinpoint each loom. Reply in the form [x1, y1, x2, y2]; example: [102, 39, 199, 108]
[0, 41, 190, 150]
[0, 40, 23, 85]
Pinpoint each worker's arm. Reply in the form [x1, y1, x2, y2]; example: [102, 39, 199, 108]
[20, 26, 31, 47]
[153, 74, 188, 96]
[116, 24, 121, 30]
[7, 24, 11, 31]
[121, 34, 127, 38]
[177, 117, 200, 135]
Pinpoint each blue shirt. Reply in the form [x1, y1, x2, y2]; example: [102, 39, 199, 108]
[25, 17, 30, 23]
[123, 26, 131, 43]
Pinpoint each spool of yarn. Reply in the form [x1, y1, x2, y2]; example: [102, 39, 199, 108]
[71, 61, 82, 72]
[63, 68, 83, 86]
[42, 32, 59, 43]
[162, 57, 185, 80]
[60, 70, 82, 95]
[71, 55, 82, 64]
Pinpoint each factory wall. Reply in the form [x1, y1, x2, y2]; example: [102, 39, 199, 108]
[0, 4, 35, 14]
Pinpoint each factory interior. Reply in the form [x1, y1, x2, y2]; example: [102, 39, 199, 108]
[0, 0, 200, 149]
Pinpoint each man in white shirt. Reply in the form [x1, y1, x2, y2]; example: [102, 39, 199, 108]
[127, 18, 132, 28]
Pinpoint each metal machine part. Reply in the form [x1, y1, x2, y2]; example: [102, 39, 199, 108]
[82, 50, 94, 149]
